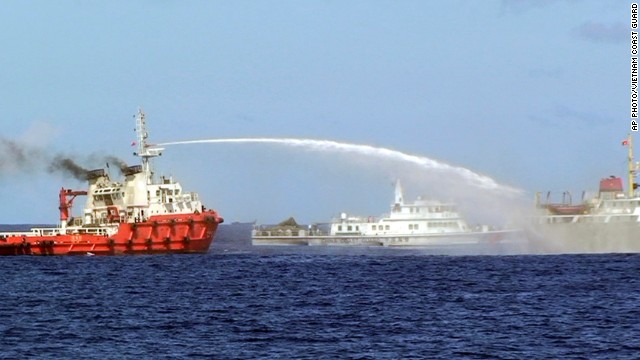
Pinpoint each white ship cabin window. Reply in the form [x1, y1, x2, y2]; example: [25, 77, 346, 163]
[385, 225, 390, 230]
[408, 224, 413, 230]
[427, 221, 456, 228]
[156, 190, 161, 196]
[356, 226, 359, 231]
[338, 225, 343, 231]
[347, 225, 353, 231]
[372, 225, 377, 230]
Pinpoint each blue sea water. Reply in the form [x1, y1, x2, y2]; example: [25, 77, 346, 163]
[0, 224, 639, 359]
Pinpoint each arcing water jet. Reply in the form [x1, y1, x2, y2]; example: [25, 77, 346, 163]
[158, 138, 523, 196]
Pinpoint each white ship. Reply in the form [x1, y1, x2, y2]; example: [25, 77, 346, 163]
[252, 181, 518, 247]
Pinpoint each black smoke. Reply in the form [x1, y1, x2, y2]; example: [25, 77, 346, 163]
[47, 156, 90, 180]
[0, 137, 128, 181]
[105, 156, 130, 173]
[0, 137, 37, 171]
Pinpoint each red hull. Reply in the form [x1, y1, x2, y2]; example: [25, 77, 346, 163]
[0, 211, 222, 256]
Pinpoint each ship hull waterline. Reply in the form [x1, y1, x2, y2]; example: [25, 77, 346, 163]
[0, 211, 221, 256]
[252, 229, 521, 247]
[529, 222, 640, 254]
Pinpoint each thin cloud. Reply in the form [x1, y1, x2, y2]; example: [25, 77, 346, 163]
[527, 104, 605, 128]
[551, 104, 604, 125]
[574, 21, 627, 44]
[500, 0, 579, 13]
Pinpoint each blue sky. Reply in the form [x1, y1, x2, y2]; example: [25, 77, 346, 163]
[0, 1, 629, 225]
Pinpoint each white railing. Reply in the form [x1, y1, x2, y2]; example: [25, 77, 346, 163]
[0, 226, 112, 237]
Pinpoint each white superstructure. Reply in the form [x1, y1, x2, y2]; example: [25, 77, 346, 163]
[329, 181, 474, 237]
[79, 109, 205, 227]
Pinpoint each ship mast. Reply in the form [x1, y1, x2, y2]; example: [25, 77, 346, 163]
[627, 134, 635, 198]
[394, 179, 404, 205]
[134, 108, 164, 184]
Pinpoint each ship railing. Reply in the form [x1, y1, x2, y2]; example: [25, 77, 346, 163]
[0, 228, 66, 237]
[0, 226, 113, 237]
[252, 229, 328, 237]
[0, 231, 37, 238]
[532, 213, 640, 224]
[70, 227, 112, 235]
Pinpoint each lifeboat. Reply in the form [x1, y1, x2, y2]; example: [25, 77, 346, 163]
[545, 204, 589, 215]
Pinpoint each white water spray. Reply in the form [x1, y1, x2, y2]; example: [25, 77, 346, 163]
[158, 138, 522, 196]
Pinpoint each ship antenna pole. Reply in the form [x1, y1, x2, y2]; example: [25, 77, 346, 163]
[628, 133, 635, 198]
[134, 108, 163, 184]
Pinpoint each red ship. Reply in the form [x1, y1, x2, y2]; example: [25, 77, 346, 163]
[0, 109, 223, 255]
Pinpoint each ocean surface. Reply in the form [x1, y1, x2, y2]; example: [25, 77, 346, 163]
[0, 224, 639, 359]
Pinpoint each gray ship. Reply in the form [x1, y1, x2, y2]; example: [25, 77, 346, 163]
[532, 135, 640, 253]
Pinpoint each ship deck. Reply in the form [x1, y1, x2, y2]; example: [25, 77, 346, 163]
[252, 229, 521, 247]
